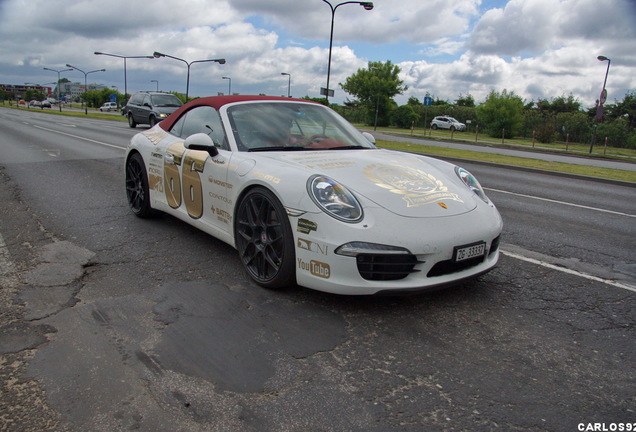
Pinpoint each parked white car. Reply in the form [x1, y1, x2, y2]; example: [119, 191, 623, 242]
[431, 116, 466, 132]
[100, 102, 118, 112]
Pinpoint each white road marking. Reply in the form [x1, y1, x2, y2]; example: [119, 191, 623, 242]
[32, 124, 126, 151]
[486, 188, 636, 218]
[501, 249, 636, 293]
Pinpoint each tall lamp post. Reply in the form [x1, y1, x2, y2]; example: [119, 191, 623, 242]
[321, 0, 373, 104]
[94, 52, 154, 103]
[589, 55, 611, 154]
[43, 67, 73, 112]
[153, 52, 226, 101]
[281, 72, 291, 97]
[66, 64, 106, 114]
[222, 76, 232, 95]
[151, 80, 159, 91]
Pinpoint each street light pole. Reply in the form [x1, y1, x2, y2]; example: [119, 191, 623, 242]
[281, 72, 291, 97]
[153, 52, 226, 101]
[321, 0, 373, 104]
[589, 55, 611, 154]
[151, 80, 159, 91]
[66, 64, 106, 114]
[43, 67, 73, 112]
[94, 52, 154, 102]
[222, 76, 232, 95]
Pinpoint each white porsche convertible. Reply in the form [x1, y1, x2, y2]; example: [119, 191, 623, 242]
[125, 95, 502, 295]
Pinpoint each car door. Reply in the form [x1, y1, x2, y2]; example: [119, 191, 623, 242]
[164, 105, 233, 236]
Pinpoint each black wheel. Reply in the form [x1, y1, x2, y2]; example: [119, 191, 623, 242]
[149, 116, 157, 127]
[235, 188, 295, 289]
[128, 113, 137, 128]
[431, 124, 438, 130]
[125, 153, 153, 218]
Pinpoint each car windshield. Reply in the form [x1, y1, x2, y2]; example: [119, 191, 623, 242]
[226, 102, 376, 152]
[151, 94, 183, 107]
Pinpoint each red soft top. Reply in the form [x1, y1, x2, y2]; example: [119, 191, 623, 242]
[159, 95, 320, 131]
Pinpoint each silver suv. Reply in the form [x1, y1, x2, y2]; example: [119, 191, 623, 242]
[430, 116, 466, 132]
[123, 92, 183, 128]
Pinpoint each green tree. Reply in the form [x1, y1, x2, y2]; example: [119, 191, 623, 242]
[341, 60, 407, 127]
[610, 90, 636, 130]
[555, 111, 591, 143]
[25, 89, 46, 102]
[455, 93, 475, 107]
[391, 104, 419, 128]
[476, 89, 525, 138]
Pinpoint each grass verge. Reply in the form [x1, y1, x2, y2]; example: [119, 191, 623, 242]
[376, 139, 636, 183]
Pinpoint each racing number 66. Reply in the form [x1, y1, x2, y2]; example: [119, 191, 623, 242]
[164, 142, 207, 219]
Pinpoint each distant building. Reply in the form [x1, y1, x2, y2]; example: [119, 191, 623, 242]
[0, 84, 53, 99]
[56, 82, 107, 100]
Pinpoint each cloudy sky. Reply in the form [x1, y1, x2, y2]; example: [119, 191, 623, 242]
[1, 0, 635, 107]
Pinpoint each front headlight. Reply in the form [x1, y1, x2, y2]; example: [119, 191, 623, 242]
[308, 175, 363, 222]
[158, 113, 168, 118]
[455, 167, 489, 203]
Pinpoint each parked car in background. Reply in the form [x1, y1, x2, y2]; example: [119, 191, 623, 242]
[431, 116, 466, 132]
[122, 91, 183, 128]
[40, 100, 52, 108]
[100, 102, 118, 112]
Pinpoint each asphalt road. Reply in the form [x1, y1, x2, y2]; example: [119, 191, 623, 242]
[0, 107, 634, 432]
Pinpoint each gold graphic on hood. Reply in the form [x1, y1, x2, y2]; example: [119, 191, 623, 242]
[364, 164, 463, 207]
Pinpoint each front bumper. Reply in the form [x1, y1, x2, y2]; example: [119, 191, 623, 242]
[291, 203, 503, 295]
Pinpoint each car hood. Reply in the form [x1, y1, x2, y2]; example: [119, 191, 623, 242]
[269, 149, 479, 218]
[154, 106, 181, 115]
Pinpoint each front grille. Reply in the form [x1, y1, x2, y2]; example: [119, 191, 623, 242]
[427, 236, 500, 278]
[427, 256, 485, 278]
[356, 254, 422, 281]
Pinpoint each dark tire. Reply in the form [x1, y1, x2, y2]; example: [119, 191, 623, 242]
[125, 153, 153, 218]
[149, 116, 157, 127]
[235, 188, 296, 289]
[431, 124, 438, 130]
[128, 113, 137, 128]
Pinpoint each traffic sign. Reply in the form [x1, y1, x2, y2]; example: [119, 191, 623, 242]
[599, 88, 607, 104]
[423, 96, 432, 106]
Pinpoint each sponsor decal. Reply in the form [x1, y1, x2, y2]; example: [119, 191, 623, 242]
[297, 218, 318, 234]
[364, 163, 463, 208]
[210, 204, 232, 224]
[142, 130, 167, 145]
[209, 192, 232, 205]
[297, 258, 331, 279]
[151, 152, 163, 159]
[252, 171, 281, 184]
[297, 238, 328, 255]
[438, 202, 448, 209]
[208, 177, 233, 189]
[148, 164, 163, 192]
[283, 154, 356, 170]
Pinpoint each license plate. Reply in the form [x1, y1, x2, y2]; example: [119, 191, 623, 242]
[454, 242, 486, 262]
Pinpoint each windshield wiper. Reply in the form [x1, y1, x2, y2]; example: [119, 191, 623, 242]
[330, 145, 368, 150]
[247, 146, 310, 152]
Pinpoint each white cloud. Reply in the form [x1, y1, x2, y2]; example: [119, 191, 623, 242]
[0, 0, 634, 107]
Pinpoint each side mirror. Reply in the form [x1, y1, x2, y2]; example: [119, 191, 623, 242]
[361, 131, 376, 144]
[184, 133, 219, 157]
